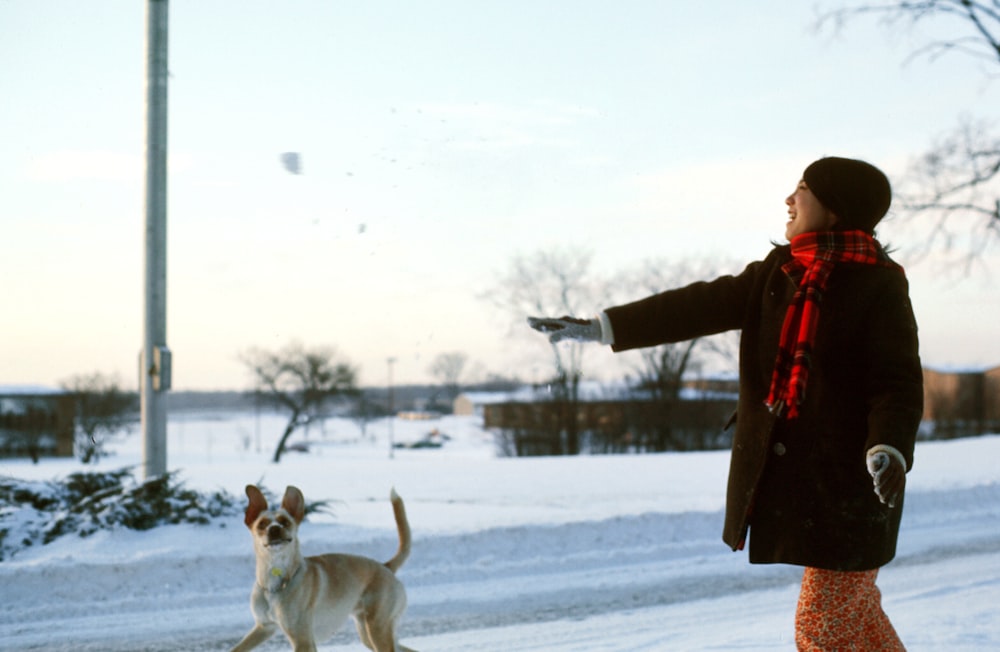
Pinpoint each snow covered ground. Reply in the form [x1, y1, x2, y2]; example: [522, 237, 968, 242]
[1, 412, 998, 651]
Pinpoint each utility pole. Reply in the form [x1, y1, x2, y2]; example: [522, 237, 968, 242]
[387, 357, 396, 458]
[141, 0, 170, 480]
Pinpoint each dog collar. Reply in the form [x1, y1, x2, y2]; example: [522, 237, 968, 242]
[263, 566, 291, 594]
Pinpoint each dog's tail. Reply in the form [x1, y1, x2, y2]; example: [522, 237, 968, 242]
[384, 488, 411, 574]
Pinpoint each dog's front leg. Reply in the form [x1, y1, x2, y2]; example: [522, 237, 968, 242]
[229, 623, 277, 652]
[283, 614, 319, 652]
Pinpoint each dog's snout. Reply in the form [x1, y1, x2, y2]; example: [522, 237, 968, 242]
[264, 520, 294, 548]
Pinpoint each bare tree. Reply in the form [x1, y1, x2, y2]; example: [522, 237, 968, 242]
[817, 0, 1000, 266]
[241, 343, 359, 462]
[348, 391, 381, 442]
[428, 351, 468, 409]
[819, 1, 999, 64]
[609, 257, 741, 451]
[61, 373, 137, 464]
[483, 247, 607, 455]
[897, 116, 1000, 267]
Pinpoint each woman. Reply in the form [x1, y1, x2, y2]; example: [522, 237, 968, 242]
[530, 157, 923, 650]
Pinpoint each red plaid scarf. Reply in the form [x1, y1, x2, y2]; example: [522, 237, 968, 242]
[766, 230, 903, 419]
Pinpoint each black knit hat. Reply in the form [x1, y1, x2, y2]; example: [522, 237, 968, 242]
[802, 157, 892, 233]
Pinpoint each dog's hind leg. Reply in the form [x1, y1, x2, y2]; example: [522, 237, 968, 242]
[354, 618, 375, 650]
[357, 616, 417, 652]
[356, 623, 418, 652]
[229, 623, 277, 652]
[357, 618, 388, 652]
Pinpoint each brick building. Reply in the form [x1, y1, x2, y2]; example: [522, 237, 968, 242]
[922, 365, 1000, 437]
[0, 386, 76, 460]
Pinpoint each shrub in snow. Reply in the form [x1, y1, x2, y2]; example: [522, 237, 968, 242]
[0, 468, 240, 561]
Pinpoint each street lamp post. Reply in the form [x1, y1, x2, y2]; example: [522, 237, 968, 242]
[141, 0, 170, 480]
[387, 357, 396, 458]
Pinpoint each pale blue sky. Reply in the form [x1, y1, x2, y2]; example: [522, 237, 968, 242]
[2, 1, 998, 390]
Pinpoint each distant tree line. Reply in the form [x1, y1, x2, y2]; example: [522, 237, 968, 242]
[489, 392, 737, 458]
[482, 247, 740, 458]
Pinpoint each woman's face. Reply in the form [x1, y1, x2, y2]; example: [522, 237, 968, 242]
[785, 180, 837, 240]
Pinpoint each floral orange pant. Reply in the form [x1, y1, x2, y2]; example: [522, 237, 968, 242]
[795, 567, 905, 651]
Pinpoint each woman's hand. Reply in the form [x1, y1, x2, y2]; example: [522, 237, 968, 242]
[866, 451, 905, 508]
[527, 316, 602, 343]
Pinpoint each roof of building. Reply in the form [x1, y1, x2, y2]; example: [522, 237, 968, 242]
[457, 379, 737, 406]
[0, 385, 68, 397]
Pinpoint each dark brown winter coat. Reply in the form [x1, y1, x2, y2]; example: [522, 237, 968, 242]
[604, 244, 923, 571]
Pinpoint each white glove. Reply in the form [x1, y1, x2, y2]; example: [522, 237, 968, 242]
[527, 316, 602, 344]
[866, 450, 905, 508]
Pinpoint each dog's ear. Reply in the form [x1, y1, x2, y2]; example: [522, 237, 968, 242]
[281, 486, 306, 524]
[244, 485, 268, 529]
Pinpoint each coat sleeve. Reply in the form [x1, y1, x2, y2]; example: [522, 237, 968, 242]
[604, 258, 764, 352]
[861, 271, 923, 471]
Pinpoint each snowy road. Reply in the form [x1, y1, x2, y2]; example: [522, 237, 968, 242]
[3, 419, 999, 651]
[3, 483, 999, 651]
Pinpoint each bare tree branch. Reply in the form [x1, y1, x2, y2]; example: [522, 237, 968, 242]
[61, 373, 136, 464]
[817, 1, 1000, 64]
[895, 116, 1000, 270]
[428, 352, 469, 407]
[483, 247, 608, 454]
[241, 343, 358, 462]
[816, 1, 1000, 266]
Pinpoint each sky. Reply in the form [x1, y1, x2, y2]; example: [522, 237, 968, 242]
[2, 0, 999, 390]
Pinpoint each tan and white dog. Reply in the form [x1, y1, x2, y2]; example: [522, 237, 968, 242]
[231, 485, 416, 652]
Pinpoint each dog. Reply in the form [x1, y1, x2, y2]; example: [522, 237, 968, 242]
[231, 485, 416, 652]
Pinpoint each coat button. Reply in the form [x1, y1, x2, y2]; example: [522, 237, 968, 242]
[773, 442, 787, 456]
